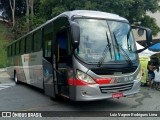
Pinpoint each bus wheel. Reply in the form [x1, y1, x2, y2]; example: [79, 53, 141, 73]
[50, 95, 60, 101]
[14, 72, 19, 84]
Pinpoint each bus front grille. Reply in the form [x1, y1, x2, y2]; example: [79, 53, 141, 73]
[99, 82, 134, 93]
[91, 67, 137, 75]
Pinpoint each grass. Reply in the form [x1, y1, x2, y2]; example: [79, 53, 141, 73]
[0, 22, 11, 68]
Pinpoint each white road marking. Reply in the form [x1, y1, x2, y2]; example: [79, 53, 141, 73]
[0, 83, 15, 90]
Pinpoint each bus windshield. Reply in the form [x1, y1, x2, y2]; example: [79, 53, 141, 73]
[74, 18, 137, 64]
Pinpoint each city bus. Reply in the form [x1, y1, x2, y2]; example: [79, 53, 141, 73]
[6, 10, 152, 101]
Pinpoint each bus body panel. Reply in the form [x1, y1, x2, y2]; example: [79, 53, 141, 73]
[25, 51, 43, 89]
[75, 79, 140, 101]
[7, 51, 44, 89]
[43, 58, 55, 98]
[6, 10, 145, 101]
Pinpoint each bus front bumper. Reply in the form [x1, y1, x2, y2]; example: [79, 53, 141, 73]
[74, 78, 141, 101]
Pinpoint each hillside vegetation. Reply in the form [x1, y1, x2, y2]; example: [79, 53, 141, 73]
[0, 22, 11, 68]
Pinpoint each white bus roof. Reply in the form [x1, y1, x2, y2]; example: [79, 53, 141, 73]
[61, 10, 128, 22]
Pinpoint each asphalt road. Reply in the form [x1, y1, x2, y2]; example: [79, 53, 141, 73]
[0, 71, 160, 120]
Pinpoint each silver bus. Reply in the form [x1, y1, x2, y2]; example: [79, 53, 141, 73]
[7, 10, 152, 101]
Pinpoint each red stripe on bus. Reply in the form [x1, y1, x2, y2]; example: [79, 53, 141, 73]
[95, 78, 112, 84]
[74, 79, 89, 86]
[68, 78, 112, 86]
[68, 79, 89, 86]
[68, 78, 74, 85]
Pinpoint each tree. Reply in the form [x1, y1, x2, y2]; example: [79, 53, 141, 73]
[9, 0, 15, 27]
[30, 0, 34, 22]
[25, 0, 29, 31]
[25, 0, 35, 31]
[0, 0, 26, 19]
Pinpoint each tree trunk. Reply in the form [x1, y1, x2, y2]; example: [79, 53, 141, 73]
[9, 0, 15, 27]
[30, 0, 34, 24]
[26, 0, 30, 31]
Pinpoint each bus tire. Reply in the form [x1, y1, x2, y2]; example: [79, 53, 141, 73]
[14, 71, 19, 84]
[50, 95, 60, 101]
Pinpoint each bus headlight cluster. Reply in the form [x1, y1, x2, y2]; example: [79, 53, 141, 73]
[76, 70, 96, 84]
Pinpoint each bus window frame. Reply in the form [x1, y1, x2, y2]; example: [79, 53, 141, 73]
[12, 43, 15, 56]
[25, 35, 33, 54]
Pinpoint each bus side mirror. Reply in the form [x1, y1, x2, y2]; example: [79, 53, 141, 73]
[145, 28, 152, 46]
[131, 26, 152, 46]
[131, 26, 153, 53]
[71, 22, 80, 49]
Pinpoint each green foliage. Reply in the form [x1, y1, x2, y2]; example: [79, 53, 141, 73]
[11, 15, 45, 39]
[0, 0, 26, 19]
[39, 0, 56, 20]
[51, 7, 66, 17]
[0, 23, 11, 68]
[32, 16, 46, 29]
[0, 39, 8, 68]
[10, 16, 28, 39]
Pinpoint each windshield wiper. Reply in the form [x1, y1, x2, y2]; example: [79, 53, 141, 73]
[113, 32, 133, 66]
[97, 32, 112, 67]
[126, 28, 132, 52]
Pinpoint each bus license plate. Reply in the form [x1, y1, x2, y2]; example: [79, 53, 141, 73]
[112, 92, 123, 98]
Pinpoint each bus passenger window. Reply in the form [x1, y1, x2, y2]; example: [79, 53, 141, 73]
[44, 39, 51, 57]
[8, 46, 11, 57]
[12, 44, 15, 56]
[43, 23, 53, 58]
[34, 30, 41, 52]
[57, 29, 68, 63]
[20, 39, 25, 54]
[44, 32, 52, 58]
[16, 42, 20, 55]
[26, 36, 32, 53]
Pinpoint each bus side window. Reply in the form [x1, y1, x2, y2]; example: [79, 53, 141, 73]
[12, 44, 15, 56]
[44, 39, 51, 57]
[20, 39, 25, 54]
[26, 36, 32, 53]
[43, 24, 53, 58]
[56, 29, 68, 63]
[8, 46, 11, 57]
[16, 41, 20, 55]
[33, 30, 41, 52]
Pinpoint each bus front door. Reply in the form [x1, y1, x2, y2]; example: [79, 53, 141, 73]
[56, 29, 69, 98]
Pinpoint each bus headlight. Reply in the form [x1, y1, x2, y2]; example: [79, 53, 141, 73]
[76, 70, 96, 84]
